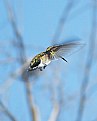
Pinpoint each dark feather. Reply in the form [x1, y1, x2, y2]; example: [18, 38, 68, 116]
[46, 40, 85, 59]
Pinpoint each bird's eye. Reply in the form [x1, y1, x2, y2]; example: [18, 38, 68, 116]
[30, 63, 33, 67]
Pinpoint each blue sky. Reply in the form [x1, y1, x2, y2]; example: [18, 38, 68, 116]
[0, 0, 97, 121]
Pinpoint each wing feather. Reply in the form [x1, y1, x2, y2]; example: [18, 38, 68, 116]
[46, 41, 85, 59]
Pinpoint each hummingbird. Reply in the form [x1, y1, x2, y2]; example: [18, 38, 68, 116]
[27, 40, 84, 71]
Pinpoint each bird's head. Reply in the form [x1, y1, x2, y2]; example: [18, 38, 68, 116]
[27, 57, 41, 71]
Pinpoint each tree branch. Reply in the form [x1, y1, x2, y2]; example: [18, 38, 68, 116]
[48, 103, 60, 121]
[4, 1, 40, 121]
[52, 0, 75, 43]
[25, 81, 40, 121]
[76, 1, 97, 121]
[0, 100, 17, 121]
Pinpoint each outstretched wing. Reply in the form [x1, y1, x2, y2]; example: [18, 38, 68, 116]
[46, 40, 85, 59]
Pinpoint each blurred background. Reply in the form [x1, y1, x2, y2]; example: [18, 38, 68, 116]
[0, 0, 97, 121]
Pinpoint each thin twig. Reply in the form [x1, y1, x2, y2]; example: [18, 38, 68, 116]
[49, 1, 75, 121]
[52, 0, 74, 44]
[25, 81, 40, 121]
[76, 1, 97, 121]
[48, 103, 60, 121]
[4, 1, 40, 121]
[0, 100, 17, 121]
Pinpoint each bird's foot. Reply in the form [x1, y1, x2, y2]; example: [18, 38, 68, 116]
[43, 65, 47, 69]
[39, 67, 43, 71]
[39, 65, 47, 71]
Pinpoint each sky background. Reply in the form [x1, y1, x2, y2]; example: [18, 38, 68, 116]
[0, 0, 97, 121]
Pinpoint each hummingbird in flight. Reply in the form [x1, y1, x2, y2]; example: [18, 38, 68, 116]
[27, 40, 84, 71]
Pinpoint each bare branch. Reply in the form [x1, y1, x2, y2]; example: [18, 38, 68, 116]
[76, 1, 97, 121]
[48, 103, 60, 121]
[52, 0, 75, 44]
[0, 58, 40, 95]
[0, 59, 30, 94]
[25, 81, 41, 121]
[0, 100, 17, 121]
[49, 1, 75, 121]
[4, 1, 41, 121]
[4, 0, 26, 63]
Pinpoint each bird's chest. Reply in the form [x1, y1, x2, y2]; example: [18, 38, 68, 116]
[38, 54, 51, 67]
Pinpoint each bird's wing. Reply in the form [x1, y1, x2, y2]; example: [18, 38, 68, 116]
[46, 41, 85, 59]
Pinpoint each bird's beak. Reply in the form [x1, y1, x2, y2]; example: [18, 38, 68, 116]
[27, 66, 37, 72]
[27, 66, 32, 72]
